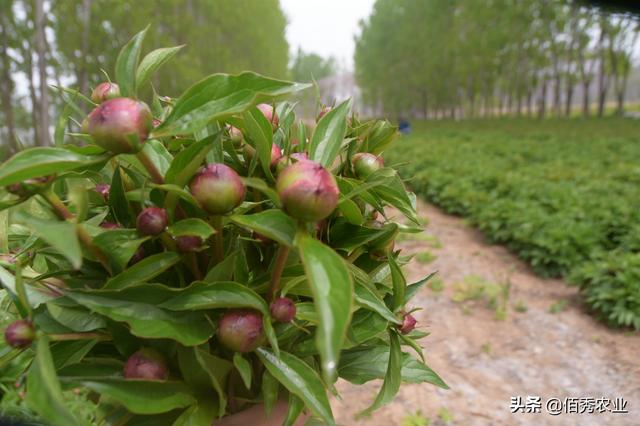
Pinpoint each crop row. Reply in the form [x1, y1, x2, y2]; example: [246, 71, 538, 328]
[387, 119, 640, 329]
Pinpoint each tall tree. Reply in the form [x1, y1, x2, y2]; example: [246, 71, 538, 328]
[0, 2, 19, 154]
[34, 0, 51, 146]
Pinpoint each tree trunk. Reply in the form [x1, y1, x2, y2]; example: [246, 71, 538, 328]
[0, 7, 19, 154]
[596, 21, 608, 118]
[78, 0, 92, 96]
[582, 81, 590, 117]
[565, 83, 573, 117]
[526, 89, 533, 117]
[616, 73, 629, 115]
[26, 47, 39, 144]
[538, 79, 547, 119]
[35, 0, 51, 146]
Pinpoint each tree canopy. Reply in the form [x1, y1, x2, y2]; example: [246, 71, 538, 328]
[355, 0, 640, 119]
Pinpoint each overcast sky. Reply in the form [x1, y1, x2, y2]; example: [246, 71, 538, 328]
[280, 0, 376, 70]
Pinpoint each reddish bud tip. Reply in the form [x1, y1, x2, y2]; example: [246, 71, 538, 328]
[136, 207, 168, 236]
[228, 126, 243, 145]
[152, 118, 162, 128]
[189, 164, 246, 215]
[91, 82, 120, 104]
[4, 320, 35, 348]
[129, 246, 146, 265]
[398, 314, 417, 334]
[87, 98, 153, 154]
[269, 297, 296, 323]
[257, 103, 279, 129]
[276, 160, 339, 222]
[123, 348, 168, 381]
[317, 106, 332, 122]
[175, 235, 203, 253]
[218, 309, 265, 352]
[95, 183, 110, 201]
[352, 153, 384, 179]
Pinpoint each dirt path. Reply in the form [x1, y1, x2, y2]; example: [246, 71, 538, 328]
[332, 202, 640, 426]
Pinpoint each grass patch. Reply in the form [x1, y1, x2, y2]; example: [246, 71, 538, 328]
[415, 251, 437, 265]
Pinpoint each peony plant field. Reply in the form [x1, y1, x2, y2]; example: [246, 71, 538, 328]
[387, 119, 640, 330]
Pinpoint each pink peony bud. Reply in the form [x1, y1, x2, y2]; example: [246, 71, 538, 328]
[269, 297, 296, 323]
[352, 153, 384, 179]
[136, 207, 168, 236]
[4, 320, 35, 348]
[189, 164, 246, 215]
[95, 183, 110, 202]
[218, 309, 265, 353]
[398, 313, 417, 334]
[175, 235, 203, 253]
[257, 103, 279, 129]
[123, 348, 168, 380]
[276, 160, 339, 222]
[91, 82, 120, 104]
[87, 98, 153, 154]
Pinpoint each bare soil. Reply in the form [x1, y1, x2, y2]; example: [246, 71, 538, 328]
[331, 201, 640, 426]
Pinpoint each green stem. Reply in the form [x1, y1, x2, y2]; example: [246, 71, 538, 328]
[269, 245, 290, 300]
[14, 266, 31, 318]
[136, 150, 164, 184]
[41, 191, 112, 275]
[186, 253, 203, 281]
[347, 247, 364, 263]
[49, 332, 111, 342]
[211, 215, 224, 263]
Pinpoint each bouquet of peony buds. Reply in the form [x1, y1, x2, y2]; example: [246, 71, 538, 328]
[0, 28, 446, 425]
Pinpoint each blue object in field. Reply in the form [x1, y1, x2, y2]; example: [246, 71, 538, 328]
[398, 119, 411, 134]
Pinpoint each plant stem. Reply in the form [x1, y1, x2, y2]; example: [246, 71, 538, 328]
[269, 245, 290, 300]
[42, 189, 73, 220]
[49, 332, 111, 342]
[347, 247, 364, 263]
[211, 215, 224, 263]
[136, 150, 164, 184]
[42, 190, 113, 274]
[186, 253, 203, 281]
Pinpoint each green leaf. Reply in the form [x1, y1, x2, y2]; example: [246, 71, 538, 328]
[309, 99, 351, 167]
[261, 369, 279, 416]
[405, 272, 437, 304]
[338, 198, 364, 225]
[26, 337, 81, 426]
[47, 302, 107, 331]
[50, 339, 98, 370]
[14, 211, 82, 269]
[359, 331, 401, 416]
[230, 210, 296, 247]
[115, 26, 148, 97]
[159, 281, 268, 313]
[0, 147, 110, 187]
[389, 256, 406, 312]
[368, 169, 419, 224]
[165, 136, 215, 187]
[243, 107, 274, 179]
[233, 352, 252, 389]
[66, 290, 214, 346]
[256, 348, 334, 425]
[123, 139, 173, 178]
[194, 348, 233, 416]
[283, 393, 305, 426]
[136, 45, 184, 89]
[241, 177, 281, 205]
[167, 218, 215, 240]
[338, 345, 448, 388]
[202, 251, 237, 282]
[296, 232, 353, 383]
[104, 252, 181, 289]
[79, 378, 194, 415]
[109, 166, 132, 225]
[354, 284, 401, 324]
[93, 229, 149, 273]
[153, 72, 310, 137]
[172, 400, 217, 426]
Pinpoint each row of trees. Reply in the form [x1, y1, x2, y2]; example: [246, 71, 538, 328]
[0, 0, 289, 157]
[355, 0, 640, 119]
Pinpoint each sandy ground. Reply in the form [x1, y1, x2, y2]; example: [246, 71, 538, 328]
[331, 202, 640, 426]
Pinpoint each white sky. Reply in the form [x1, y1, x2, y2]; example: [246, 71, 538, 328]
[280, 0, 376, 70]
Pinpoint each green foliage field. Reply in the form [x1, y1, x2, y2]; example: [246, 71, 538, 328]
[387, 118, 640, 329]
